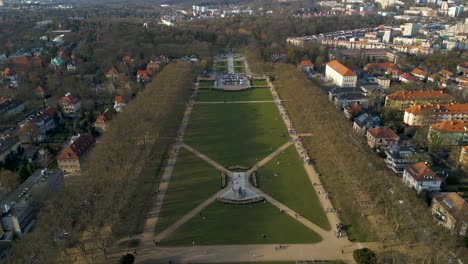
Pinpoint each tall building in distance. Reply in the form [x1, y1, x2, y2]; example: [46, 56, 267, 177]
[383, 28, 394, 43]
[448, 6, 464, 17]
[403, 23, 421, 37]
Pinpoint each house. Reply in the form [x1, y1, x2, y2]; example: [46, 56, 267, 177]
[460, 146, 468, 169]
[404, 104, 468, 126]
[343, 103, 362, 119]
[12, 56, 43, 73]
[1, 67, 11, 77]
[385, 90, 454, 110]
[66, 63, 76, 72]
[0, 98, 25, 117]
[353, 113, 381, 136]
[333, 92, 368, 109]
[439, 70, 453, 79]
[363, 62, 397, 72]
[385, 144, 415, 174]
[298, 60, 314, 72]
[457, 62, 468, 74]
[376, 77, 390, 88]
[93, 113, 109, 133]
[136, 69, 151, 82]
[411, 68, 427, 80]
[0, 169, 63, 237]
[431, 192, 467, 237]
[427, 121, 468, 146]
[122, 56, 132, 66]
[59, 93, 81, 115]
[105, 67, 119, 79]
[18, 107, 58, 143]
[50, 57, 64, 70]
[366, 127, 399, 149]
[35, 86, 46, 97]
[402, 162, 441, 193]
[325, 60, 357, 87]
[399, 73, 416, 83]
[57, 134, 95, 173]
[0, 131, 21, 163]
[114, 96, 126, 112]
[146, 61, 159, 72]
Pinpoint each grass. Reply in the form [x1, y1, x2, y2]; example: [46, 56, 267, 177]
[185, 103, 288, 167]
[216, 66, 229, 73]
[161, 202, 322, 245]
[251, 79, 268, 86]
[199, 80, 215, 87]
[155, 148, 222, 234]
[196, 88, 273, 102]
[233, 60, 244, 67]
[217, 60, 228, 67]
[258, 145, 330, 230]
[302, 136, 378, 242]
[234, 66, 246, 73]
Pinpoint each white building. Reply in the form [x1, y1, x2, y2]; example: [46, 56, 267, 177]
[448, 6, 464, 17]
[403, 162, 441, 193]
[325, 60, 357, 87]
[404, 104, 468, 126]
[403, 23, 421, 37]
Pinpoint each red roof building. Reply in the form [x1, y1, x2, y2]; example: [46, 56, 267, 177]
[59, 93, 82, 115]
[57, 134, 95, 173]
[403, 162, 441, 193]
[366, 127, 399, 149]
[93, 113, 109, 133]
[325, 60, 357, 87]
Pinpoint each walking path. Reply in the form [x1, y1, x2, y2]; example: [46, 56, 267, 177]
[154, 187, 232, 242]
[181, 143, 233, 176]
[227, 54, 235, 74]
[246, 141, 293, 176]
[196, 100, 275, 104]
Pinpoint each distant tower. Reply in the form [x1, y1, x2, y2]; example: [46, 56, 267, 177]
[383, 28, 394, 44]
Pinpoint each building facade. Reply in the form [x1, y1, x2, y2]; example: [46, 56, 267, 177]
[385, 91, 454, 110]
[385, 144, 415, 174]
[404, 104, 468, 126]
[59, 93, 81, 115]
[57, 134, 95, 173]
[366, 127, 399, 149]
[325, 60, 357, 87]
[403, 162, 441, 193]
[428, 121, 468, 146]
[431, 193, 467, 237]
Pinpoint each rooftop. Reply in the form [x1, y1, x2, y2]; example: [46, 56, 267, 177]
[326, 60, 356, 77]
[405, 162, 440, 182]
[368, 127, 399, 139]
[433, 192, 467, 220]
[57, 134, 95, 161]
[431, 120, 468, 133]
[405, 103, 468, 115]
[387, 90, 453, 101]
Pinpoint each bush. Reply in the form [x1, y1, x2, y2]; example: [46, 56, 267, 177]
[446, 176, 460, 185]
[120, 254, 135, 264]
[353, 248, 377, 264]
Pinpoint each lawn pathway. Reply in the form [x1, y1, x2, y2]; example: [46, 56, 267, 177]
[181, 143, 233, 176]
[195, 100, 276, 104]
[246, 141, 292, 176]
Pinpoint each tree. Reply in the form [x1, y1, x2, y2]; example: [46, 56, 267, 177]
[120, 254, 134, 264]
[353, 248, 377, 264]
[18, 122, 40, 144]
[18, 165, 31, 182]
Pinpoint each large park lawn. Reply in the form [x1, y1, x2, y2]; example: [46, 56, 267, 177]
[155, 148, 221, 234]
[196, 88, 272, 102]
[161, 202, 322, 245]
[185, 103, 287, 167]
[257, 145, 330, 230]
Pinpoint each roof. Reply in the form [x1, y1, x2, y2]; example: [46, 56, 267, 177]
[367, 127, 399, 139]
[299, 60, 314, 67]
[405, 162, 440, 182]
[60, 93, 80, 105]
[326, 60, 356, 77]
[137, 69, 150, 76]
[364, 63, 396, 70]
[147, 61, 159, 70]
[411, 68, 427, 77]
[430, 120, 468, 133]
[405, 104, 468, 115]
[433, 192, 467, 220]
[0, 98, 24, 112]
[386, 90, 453, 101]
[115, 95, 123, 104]
[439, 69, 453, 77]
[106, 67, 119, 76]
[94, 114, 108, 125]
[57, 134, 95, 161]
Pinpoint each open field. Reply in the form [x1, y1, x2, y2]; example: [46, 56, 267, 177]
[234, 66, 246, 73]
[199, 80, 215, 87]
[234, 60, 244, 67]
[217, 60, 228, 67]
[216, 66, 229, 73]
[196, 88, 272, 102]
[258, 145, 330, 230]
[161, 202, 322, 245]
[251, 79, 268, 86]
[185, 103, 287, 166]
[155, 148, 222, 234]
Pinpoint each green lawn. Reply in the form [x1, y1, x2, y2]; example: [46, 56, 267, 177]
[234, 66, 246, 73]
[234, 60, 244, 67]
[216, 66, 229, 73]
[251, 79, 268, 86]
[217, 60, 228, 67]
[185, 103, 288, 167]
[161, 202, 322, 245]
[258, 145, 330, 230]
[198, 80, 215, 87]
[196, 88, 272, 102]
[155, 148, 222, 234]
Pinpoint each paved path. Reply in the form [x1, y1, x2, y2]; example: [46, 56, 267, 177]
[196, 100, 275, 104]
[181, 143, 233, 176]
[246, 141, 293, 176]
[154, 186, 231, 242]
[227, 54, 234, 74]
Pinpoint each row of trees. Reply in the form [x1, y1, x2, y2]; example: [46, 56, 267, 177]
[268, 62, 467, 262]
[11, 62, 202, 263]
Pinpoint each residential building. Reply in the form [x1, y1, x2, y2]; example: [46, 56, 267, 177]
[66, 63, 76, 72]
[431, 193, 467, 237]
[136, 69, 151, 82]
[385, 90, 454, 110]
[0, 98, 25, 117]
[0, 169, 63, 237]
[343, 103, 362, 119]
[385, 144, 415, 174]
[428, 121, 468, 146]
[448, 6, 464, 17]
[366, 127, 399, 149]
[383, 28, 394, 43]
[403, 23, 421, 37]
[460, 146, 468, 168]
[411, 68, 427, 80]
[59, 93, 81, 115]
[333, 92, 368, 109]
[93, 113, 109, 133]
[353, 113, 381, 135]
[325, 60, 357, 87]
[298, 60, 314, 72]
[114, 96, 126, 112]
[376, 77, 391, 88]
[106, 67, 119, 79]
[18, 108, 58, 143]
[0, 131, 20, 163]
[57, 134, 95, 173]
[403, 162, 441, 193]
[404, 104, 468, 126]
